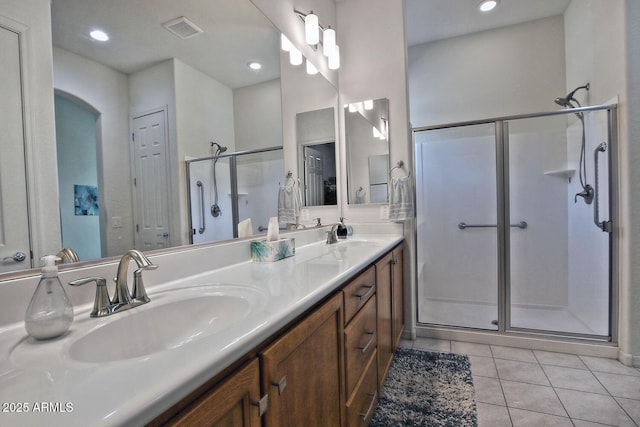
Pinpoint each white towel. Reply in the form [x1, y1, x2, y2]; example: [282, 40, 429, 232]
[388, 176, 414, 221]
[238, 218, 253, 238]
[278, 183, 301, 224]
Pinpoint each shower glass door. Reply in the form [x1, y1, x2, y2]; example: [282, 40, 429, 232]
[507, 111, 612, 337]
[415, 123, 499, 330]
[415, 106, 615, 340]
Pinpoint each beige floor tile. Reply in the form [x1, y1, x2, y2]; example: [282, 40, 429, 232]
[580, 356, 640, 376]
[509, 408, 573, 426]
[542, 364, 608, 394]
[491, 345, 537, 363]
[469, 355, 498, 378]
[452, 340, 493, 357]
[615, 397, 640, 425]
[501, 380, 567, 417]
[594, 371, 640, 400]
[474, 376, 506, 405]
[533, 350, 588, 369]
[495, 359, 550, 386]
[477, 402, 512, 427]
[555, 388, 637, 426]
[412, 337, 450, 353]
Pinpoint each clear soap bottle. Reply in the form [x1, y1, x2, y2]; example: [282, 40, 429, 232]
[24, 255, 74, 340]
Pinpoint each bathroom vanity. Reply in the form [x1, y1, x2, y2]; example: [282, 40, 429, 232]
[0, 227, 404, 427]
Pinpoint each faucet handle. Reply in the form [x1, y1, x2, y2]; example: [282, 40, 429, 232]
[69, 277, 111, 317]
[131, 267, 154, 303]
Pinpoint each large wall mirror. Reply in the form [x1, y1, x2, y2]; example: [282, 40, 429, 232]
[296, 108, 337, 206]
[345, 98, 390, 204]
[1, 0, 284, 275]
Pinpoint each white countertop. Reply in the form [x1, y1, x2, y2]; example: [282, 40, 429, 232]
[0, 234, 403, 427]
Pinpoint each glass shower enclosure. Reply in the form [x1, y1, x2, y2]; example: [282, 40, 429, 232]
[186, 146, 284, 243]
[414, 105, 617, 340]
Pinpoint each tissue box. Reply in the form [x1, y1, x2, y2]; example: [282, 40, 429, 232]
[251, 238, 295, 262]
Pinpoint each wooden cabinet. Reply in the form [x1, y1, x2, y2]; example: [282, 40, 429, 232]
[152, 242, 403, 427]
[260, 292, 345, 427]
[375, 243, 404, 389]
[391, 245, 404, 348]
[166, 359, 263, 427]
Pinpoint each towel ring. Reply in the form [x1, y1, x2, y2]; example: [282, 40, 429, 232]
[389, 160, 411, 178]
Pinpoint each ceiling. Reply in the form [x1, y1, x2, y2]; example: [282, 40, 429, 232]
[405, 0, 572, 47]
[51, 0, 573, 89]
[51, 0, 280, 89]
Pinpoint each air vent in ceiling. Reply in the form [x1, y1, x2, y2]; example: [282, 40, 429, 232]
[162, 16, 203, 39]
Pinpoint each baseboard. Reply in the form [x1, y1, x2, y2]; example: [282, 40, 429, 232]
[618, 348, 640, 367]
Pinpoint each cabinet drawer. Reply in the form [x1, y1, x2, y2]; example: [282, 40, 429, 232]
[345, 351, 378, 427]
[343, 266, 376, 324]
[344, 296, 377, 398]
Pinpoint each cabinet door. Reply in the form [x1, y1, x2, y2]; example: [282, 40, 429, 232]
[261, 293, 345, 427]
[375, 251, 394, 389]
[392, 245, 404, 348]
[169, 358, 262, 427]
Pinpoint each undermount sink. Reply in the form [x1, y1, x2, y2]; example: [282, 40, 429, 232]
[67, 284, 265, 363]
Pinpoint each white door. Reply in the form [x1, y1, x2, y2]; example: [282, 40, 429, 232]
[304, 146, 324, 206]
[131, 110, 171, 250]
[0, 25, 31, 273]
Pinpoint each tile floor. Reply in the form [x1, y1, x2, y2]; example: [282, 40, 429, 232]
[399, 337, 640, 426]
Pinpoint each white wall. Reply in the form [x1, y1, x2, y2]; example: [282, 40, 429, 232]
[53, 46, 132, 258]
[234, 79, 283, 151]
[2, 0, 60, 262]
[409, 15, 566, 126]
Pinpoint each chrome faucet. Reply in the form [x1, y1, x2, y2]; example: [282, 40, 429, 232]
[69, 249, 158, 317]
[113, 249, 158, 307]
[326, 224, 340, 244]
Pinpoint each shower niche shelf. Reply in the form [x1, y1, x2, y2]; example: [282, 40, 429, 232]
[544, 168, 575, 182]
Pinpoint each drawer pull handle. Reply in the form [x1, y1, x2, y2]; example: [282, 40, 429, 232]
[271, 376, 287, 395]
[354, 284, 375, 300]
[358, 331, 376, 354]
[251, 394, 269, 417]
[360, 390, 378, 421]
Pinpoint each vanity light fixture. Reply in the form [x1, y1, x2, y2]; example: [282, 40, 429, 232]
[281, 33, 294, 52]
[364, 100, 374, 110]
[323, 27, 336, 57]
[328, 45, 340, 70]
[305, 11, 319, 45]
[306, 59, 318, 75]
[90, 29, 109, 42]
[348, 103, 358, 113]
[479, 0, 499, 12]
[289, 47, 303, 66]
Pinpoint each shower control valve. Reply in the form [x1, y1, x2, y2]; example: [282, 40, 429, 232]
[574, 184, 594, 205]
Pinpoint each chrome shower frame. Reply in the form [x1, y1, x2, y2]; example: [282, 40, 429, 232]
[412, 103, 619, 344]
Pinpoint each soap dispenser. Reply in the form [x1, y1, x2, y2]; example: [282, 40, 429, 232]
[24, 255, 74, 340]
[337, 217, 348, 239]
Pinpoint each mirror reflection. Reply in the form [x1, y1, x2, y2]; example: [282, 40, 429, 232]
[3, 0, 283, 273]
[296, 108, 337, 206]
[345, 98, 390, 204]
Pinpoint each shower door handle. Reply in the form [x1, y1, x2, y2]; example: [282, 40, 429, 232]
[458, 221, 527, 230]
[196, 180, 205, 234]
[594, 142, 612, 233]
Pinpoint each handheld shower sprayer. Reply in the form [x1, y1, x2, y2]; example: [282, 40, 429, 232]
[554, 83, 590, 109]
[209, 141, 228, 218]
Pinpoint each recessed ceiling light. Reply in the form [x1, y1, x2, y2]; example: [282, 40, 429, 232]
[479, 0, 499, 12]
[89, 29, 109, 42]
[248, 61, 262, 70]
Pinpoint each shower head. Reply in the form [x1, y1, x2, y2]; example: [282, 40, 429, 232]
[555, 83, 590, 108]
[210, 142, 228, 155]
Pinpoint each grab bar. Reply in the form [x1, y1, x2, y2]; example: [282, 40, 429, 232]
[196, 181, 205, 234]
[458, 221, 527, 230]
[594, 142, 612, 233]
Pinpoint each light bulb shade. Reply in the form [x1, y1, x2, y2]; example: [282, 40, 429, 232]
[364, 100, 374, 110]
[348, 103, 357, 113]
[289, 47, 303, 66]
[305, 12, 319, 45]
[328, 45, 340, 70]
[281, 33, 293, 52]
[306, 59, 318, 75]
[323, 27, 336, 57]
